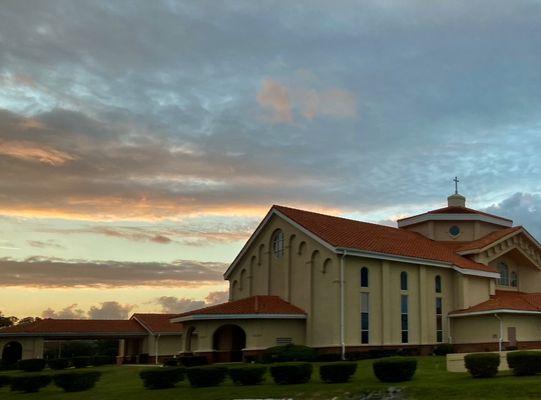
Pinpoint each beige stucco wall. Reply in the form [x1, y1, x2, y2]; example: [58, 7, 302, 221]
[0, 337, 44, 360]
[181, 319, 306, 353]
[451, 314, 541, 344]
[403, 220, 505, 242]
[142, 335, 182, 356]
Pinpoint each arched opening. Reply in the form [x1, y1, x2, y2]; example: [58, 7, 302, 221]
[2, 341, 23, 365]
[184, 326, 197, 353]
[212, 324, 246, 363]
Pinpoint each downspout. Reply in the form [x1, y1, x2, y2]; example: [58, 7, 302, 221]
[494, 314, 503, 352]
[154, 334, 161, 365]
[340, 250, 347, 361]
[447, 316, 452, 344]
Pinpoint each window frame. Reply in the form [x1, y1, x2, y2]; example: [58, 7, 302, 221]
[400, 271, 408, 291]
[401, 294, 408, 344]
[271, 230, 285, 258]
[497, 262, 509, 286]
[360, 292, 369, 344]
[360, 267, 369, 288]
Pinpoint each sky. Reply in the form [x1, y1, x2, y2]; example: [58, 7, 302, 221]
[1, 0, 541, 319]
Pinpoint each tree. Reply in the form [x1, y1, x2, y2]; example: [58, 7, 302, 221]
[17, 317, 41, 326]
[0, 312, 18, 328]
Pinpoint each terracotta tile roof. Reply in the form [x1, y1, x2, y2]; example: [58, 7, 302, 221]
[131, 313, 183, 334]
[274, 205, 495, 273]
[175, 296, 306, 319]
[455, 227, 522, 253]
[397, 205, 513, 223]
[450, 290, 541, 315]
[0, 319, 146, 336]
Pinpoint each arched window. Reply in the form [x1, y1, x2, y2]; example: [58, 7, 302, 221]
[510, 271, 518, 288]
[240, 269, 246, 291]
[298, 241, 306, 255]
[435, 275, 442, 293]
[498, 262, 509, 286]
[272, 230, 284, 258]
[360, 267, 369, 288]
[400, 271, 408, 291]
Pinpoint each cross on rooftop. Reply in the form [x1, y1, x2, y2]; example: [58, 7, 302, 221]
[453, 176, 459, 194]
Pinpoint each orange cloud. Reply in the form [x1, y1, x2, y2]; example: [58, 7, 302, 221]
[0, 140, 75, 166]
[257, 79, 293, 123]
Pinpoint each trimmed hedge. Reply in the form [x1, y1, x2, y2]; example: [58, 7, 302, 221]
[179, 355, 209, 367]
[139, 367, 185, 390]
[270, 362, 313, 385]
[47, 358, 70, 370]
[507, 351, 541, 376]
[229, 365, 267, 386]
[54, 371, 101, 392]
[92, 355, 115, 366]
[9, 374, 52, 393]
[373, 357, 417, 382]
[319, 362, 357, 383]
[263, 344, 316, 363]
[186, 366, 228, 387]
[163, 358, 179, 367]
[17, 359, 46, 372]
[433, 344, 454, 356]
[71, 356, 93, 368]
[0, 375, 11, 388]
[464, 353, 500, 378]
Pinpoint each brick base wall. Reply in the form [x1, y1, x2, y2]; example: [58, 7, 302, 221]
[453, 341, 541, 353]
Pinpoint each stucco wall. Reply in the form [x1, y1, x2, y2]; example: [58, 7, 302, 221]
[0, 337, 44, 360]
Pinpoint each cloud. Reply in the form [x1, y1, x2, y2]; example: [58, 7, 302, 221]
[41, 301, 134, 319]
[257, 79, 293, 124]
[484, 192, 541, 239]
[42, 304, 86, 319]
[27, 240, 65, 249]
[88, 301, 135, 319]
[0, 140, 75, 165]
[154, 290, 229, 313]
[0, 257, 227, 288]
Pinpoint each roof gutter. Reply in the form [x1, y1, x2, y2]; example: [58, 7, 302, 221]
[449, 309, 541, 318]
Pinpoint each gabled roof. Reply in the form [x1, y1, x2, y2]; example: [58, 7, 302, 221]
[450, 290, 541, 317]
[131, 314, 184, 334]
[397, 205, 513, 227]
[0, 319, 147, 337]
[456, 227, 522, 254]
[171, 295, 306, 323]
[277, 205, 494, 272]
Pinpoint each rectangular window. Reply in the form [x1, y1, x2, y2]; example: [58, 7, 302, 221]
[276, 337, 292, 345]
[361, 292, 369, 344]
[401, 295, 408, 343]
[436, 297, 443, 343]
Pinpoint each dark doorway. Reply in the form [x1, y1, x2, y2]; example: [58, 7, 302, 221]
[212, 324, 246, 362]
[2, 341, 23, 365]
[508, 327, 517, 348]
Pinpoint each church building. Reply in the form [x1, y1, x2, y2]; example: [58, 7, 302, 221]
[173, 188, 541, 361]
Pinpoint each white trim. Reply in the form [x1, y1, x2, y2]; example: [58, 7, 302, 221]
[171, 313, 307, 323]
[450, 309, 541, 318]
[398, 213, 513, 228]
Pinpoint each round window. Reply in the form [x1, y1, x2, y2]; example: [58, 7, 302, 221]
[449, 225, 461, 237]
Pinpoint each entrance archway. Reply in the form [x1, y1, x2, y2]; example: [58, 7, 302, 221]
[2, 341, 23, 365]
[212, 324, 246, 362]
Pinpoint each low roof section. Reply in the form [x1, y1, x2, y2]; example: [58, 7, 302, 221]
[0, 319, 147, 339]
[450, 290, 541, 317]
[130, 313, 184, 335]
[171, 295, 307, 323]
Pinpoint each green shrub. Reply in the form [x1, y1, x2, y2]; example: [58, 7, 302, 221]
[270, 362, 313, 385]
[228, 365, 267, 385]
[319, 362, 357, 383]
[0, 375, 11, 387]
[373, 357, 417, 382]
[186, 366, 228, 387]
[92, 355, 114, 366]
[507, 351, 541, 376]
[139, 367, 184, 389]
[17, 358, 47, 372]
[54, 371, 101, 392]
[464, 353, 500, 378]
[263, 344, 316, 363]
[9, 374, 52, 393]
[47, 358, 70, 370]
[71, 356, 93, 368]
[433, 344, 454, 356]
[179, 355, 209, 367]
[163, 358, 179, 367]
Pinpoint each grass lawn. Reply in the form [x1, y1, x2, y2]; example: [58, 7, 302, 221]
[2, 356, 541, 399]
